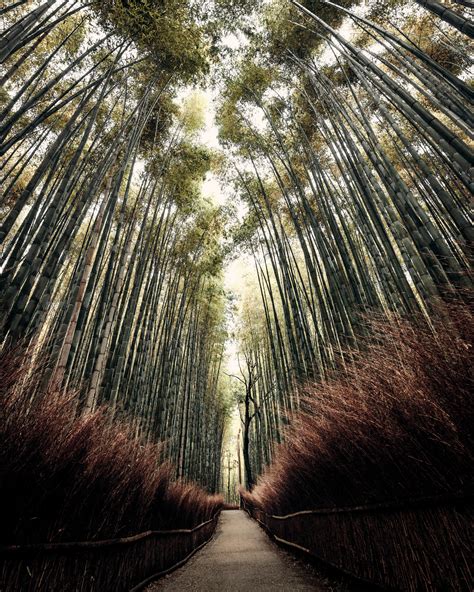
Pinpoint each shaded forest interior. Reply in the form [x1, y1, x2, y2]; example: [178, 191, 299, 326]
[0, 0, 473, 590]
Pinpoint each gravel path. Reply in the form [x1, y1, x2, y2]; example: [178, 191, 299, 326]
[146, 510, 345, 592]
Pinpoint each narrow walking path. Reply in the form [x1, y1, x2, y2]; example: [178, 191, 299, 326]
[147, 510, 342, 591]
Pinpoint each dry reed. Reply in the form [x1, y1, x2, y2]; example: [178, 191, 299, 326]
[243, 301, 473, 591]
[0, 349, 222, 590]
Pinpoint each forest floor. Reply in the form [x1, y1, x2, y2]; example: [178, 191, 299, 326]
[147, 510, 356, 591]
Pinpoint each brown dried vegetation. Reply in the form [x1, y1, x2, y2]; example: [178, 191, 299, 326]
[244, 302, 473, 514]
[0, 350, 223, 547]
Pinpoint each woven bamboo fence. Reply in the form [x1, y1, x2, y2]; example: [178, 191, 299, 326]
[0, 512, 220, 591]
[242, 495, 473, 592]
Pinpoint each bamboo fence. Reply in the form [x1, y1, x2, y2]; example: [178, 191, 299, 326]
[0, 512, 220, 591]
[242, 494, 473, 591]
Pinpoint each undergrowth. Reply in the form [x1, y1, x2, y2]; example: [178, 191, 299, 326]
[0, 350, 222, 546]
[244, 301, 473, 514]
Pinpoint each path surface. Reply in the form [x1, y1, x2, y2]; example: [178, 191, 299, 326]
[147, 510, 343, 592]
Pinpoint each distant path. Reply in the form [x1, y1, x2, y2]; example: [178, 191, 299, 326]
[147, 510, 346, 591]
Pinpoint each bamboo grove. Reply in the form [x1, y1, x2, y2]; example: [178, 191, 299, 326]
[0, 0, 248, 491]
[1, 0, 473, 497]
[218, 0, 473, 488]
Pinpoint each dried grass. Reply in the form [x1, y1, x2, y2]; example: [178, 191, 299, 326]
[0, 351, 222, 589]
[246, 302, 473, 514]
[243, 301, 473, 591]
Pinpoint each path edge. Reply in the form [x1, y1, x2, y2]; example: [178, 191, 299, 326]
[128, 527, 217, 592]
[243, 506, 389, 592]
